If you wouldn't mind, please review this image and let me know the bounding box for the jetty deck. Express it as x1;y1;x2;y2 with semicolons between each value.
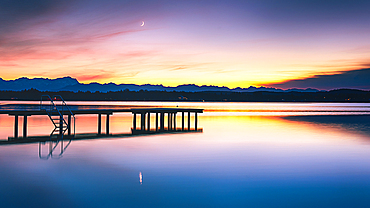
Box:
0;107;203;140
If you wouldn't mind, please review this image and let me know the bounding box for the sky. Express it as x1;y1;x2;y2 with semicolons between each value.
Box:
1;0;370;89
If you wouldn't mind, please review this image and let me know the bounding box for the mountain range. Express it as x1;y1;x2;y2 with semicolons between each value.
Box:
0;77;323;93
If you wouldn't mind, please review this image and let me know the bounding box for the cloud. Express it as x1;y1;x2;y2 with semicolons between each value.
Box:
266;68;370;90
43;69;118;83
0;0;72;35
77;74;116;82
0;0;158;63
168;63;210;71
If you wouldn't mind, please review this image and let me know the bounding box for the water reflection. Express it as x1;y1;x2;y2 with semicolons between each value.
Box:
139;172;143;185
1;102;370;207
39;140;72;160
282;115;370;137
0;113;370;207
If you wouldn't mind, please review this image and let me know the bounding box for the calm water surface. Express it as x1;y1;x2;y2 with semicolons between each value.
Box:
0;102;370;207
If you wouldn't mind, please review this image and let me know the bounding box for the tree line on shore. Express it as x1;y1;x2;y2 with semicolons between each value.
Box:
0;88;369;102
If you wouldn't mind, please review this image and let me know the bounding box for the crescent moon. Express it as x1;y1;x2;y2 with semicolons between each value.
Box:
141;21;145;27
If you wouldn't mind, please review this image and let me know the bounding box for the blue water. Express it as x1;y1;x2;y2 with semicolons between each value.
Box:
0;102;370;207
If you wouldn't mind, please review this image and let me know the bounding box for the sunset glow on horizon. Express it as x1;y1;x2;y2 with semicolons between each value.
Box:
1;0;370;89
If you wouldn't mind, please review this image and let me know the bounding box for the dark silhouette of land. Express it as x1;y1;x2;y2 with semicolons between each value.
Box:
0;76;319;92
0;88;370;102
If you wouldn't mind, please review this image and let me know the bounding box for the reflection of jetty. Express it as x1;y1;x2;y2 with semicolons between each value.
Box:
39;139;72;160
0;131;203;145
0;107;203;142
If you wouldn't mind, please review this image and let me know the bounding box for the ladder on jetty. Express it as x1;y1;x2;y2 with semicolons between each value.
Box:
40;95;75;139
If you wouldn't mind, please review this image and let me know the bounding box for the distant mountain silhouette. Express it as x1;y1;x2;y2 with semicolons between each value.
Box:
0;77;79;91
0;76;322;93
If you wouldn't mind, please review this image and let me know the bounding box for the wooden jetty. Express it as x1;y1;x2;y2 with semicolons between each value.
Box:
131;108;202;134
0;107;203;140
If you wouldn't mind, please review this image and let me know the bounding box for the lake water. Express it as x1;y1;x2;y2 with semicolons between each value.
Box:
0;102;370;207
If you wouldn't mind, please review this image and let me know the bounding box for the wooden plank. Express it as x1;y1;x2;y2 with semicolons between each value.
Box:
1;108;203;116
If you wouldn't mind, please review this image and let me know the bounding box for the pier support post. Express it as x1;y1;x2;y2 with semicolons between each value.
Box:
147;112;150;131
188;112;191;131
133;113;137;131
59;115;63;136
98;114;102;135
195;112;198;131
182;112;184;131
168;113;171;131
156;113;159;131
23;115;28;138
141;113;145;131
160;112;165;131
68;114;71;135
173;113;176;131
14;115;18;138
106;114;110;135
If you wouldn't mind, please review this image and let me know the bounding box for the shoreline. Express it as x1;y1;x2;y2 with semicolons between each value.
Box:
1;89;369;102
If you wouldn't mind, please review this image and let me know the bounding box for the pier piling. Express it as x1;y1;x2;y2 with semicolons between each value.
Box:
133;113;137;131
14;115;18;138
141;113;145;131
160;112;165;131
156;113;159;131
98;114;102;135
23;115;28;138
174;113;177;130
68;115;71;135
147;112;151;131
195;112;198;130
59;116;63;136
182;112;184;131
188;112;191;130
106;114;110;135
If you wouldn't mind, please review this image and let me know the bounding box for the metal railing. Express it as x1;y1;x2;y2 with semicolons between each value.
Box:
40;95;75;137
